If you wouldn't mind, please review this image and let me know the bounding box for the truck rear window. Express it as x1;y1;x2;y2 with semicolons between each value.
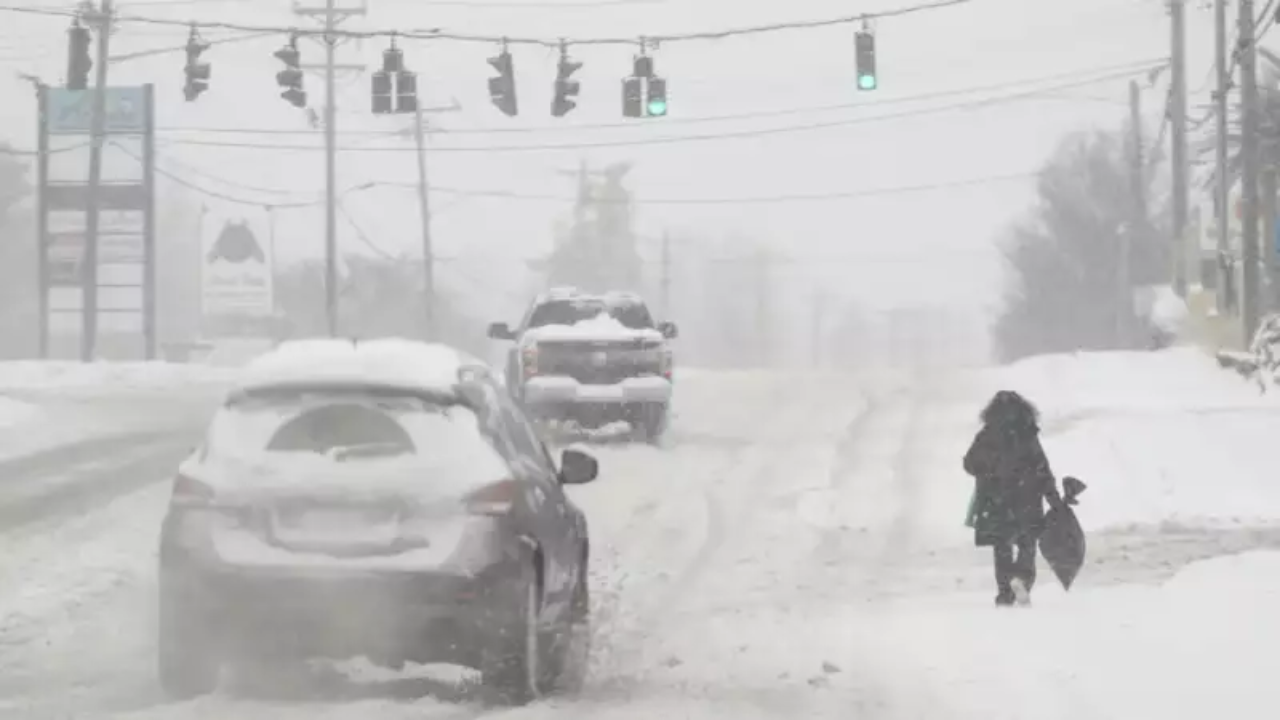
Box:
528;299;654;329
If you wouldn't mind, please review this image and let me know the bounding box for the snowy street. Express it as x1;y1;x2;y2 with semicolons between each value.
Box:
2;353;1279;719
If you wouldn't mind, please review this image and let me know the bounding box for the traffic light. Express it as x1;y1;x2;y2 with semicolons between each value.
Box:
371;70;392;114
551;51;582;117
274;36;306;108
66;20;91;91
183;27;211;102
855;31;877;91
488;48;517;116
633;55;653;79
396;71;418;113
622;76;643;118
646;76;667;116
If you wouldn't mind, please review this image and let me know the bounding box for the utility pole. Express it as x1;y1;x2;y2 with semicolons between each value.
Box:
1170;0;1190;298
660;230;672;319
1123;79;1144;348
1215;0;1233;316
754;247;770;368
1263;166;1277;309
294;0;365;337
811;290;826;369
400;100;458;340
324;2;337;337
1240;0;1262;342
412;106;434;339
81;0;113;361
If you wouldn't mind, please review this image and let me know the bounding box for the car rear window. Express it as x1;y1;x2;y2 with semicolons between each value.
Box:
205;388;491;463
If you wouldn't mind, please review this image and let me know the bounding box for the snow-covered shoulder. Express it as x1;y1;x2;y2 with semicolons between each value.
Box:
523;313;664;343
236;337;489;394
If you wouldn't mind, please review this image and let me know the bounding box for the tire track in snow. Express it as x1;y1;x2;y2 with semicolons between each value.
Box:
0;435;194;534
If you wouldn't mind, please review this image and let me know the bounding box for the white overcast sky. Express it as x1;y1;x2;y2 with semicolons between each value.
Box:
0;0;1261;330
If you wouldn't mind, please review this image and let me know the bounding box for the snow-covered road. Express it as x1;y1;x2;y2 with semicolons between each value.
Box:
2;362;1278;719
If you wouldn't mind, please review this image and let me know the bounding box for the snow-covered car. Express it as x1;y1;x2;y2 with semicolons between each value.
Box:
487;288;678;441
156;338;598;704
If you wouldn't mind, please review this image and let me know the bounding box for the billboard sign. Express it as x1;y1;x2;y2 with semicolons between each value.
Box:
202;219;273;317
46;87;147;135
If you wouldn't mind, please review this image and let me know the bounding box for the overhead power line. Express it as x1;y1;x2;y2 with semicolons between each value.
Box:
149;62;1165;154
390;171;1037;204
151;56;1166;138
109;29;275;62
132;141;1038;207
0;0;971;47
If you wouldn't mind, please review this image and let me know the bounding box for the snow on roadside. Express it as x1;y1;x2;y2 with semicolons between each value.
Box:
0;360;239;461
755;549;1280;720
0;395;39;428
0;361;239;396
992;346;1269;414
975;348;1280;529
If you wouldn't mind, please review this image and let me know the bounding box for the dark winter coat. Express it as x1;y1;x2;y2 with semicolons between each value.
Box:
963;399;1061;547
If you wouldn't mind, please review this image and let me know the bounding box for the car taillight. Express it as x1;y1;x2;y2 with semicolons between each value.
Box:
661;349;673;379
522;345;539;378
464;480;522;516
171;473;215;507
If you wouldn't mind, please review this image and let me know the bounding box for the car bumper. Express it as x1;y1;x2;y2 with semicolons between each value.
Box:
165;562;521;666
522;375;672;405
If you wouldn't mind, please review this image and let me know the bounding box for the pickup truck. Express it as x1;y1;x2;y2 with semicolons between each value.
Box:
488;288;678;442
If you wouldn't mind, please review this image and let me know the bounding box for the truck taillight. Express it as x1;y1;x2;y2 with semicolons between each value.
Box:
522;345;539;378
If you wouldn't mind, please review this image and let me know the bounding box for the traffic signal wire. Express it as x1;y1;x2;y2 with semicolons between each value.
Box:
336;201;399;261
0;0;971;48
150;62;1167;154
151;56;1167;139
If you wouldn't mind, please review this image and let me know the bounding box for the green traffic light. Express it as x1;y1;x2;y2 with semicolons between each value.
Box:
647;99;667;116
858;74;877;90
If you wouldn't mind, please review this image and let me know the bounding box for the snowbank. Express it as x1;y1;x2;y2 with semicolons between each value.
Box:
784;550;1280;720
992;347;1265;413
0;361;239;395
0;396;39;429
982;348;1280;529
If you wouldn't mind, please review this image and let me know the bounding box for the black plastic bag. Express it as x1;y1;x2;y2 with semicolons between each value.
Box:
1040;476;1087;591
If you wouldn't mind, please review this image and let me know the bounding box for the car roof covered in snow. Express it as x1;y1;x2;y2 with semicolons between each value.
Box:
533;287;647;306
232;338;490;397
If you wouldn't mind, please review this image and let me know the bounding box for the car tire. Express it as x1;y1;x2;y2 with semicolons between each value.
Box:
548;570;591;694
157;575;220;699
635;403;668;444
480;563;545;705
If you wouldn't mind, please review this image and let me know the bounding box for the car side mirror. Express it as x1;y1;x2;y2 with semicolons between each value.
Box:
559;448;598;485
658;321;678;339
488;322;515;340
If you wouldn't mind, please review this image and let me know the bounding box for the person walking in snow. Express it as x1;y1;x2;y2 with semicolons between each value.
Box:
963;390;1064;607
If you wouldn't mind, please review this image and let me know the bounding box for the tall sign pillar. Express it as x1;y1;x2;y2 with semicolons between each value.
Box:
37;84;156;360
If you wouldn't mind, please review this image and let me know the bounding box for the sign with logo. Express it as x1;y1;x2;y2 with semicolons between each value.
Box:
46;87;147;135
202;219;273;317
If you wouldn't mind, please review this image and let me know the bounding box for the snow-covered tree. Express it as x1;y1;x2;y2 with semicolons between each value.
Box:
993;129;1170;362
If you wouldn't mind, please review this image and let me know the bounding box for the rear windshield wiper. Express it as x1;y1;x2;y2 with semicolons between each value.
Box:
325;442;411;462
